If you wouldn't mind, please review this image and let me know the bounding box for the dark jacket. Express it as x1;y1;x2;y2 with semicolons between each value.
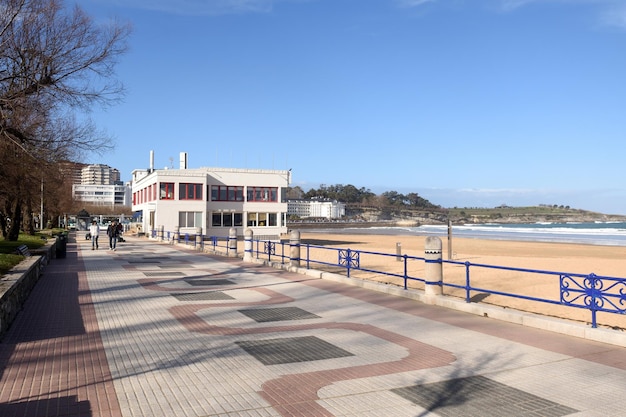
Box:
107;223;120;238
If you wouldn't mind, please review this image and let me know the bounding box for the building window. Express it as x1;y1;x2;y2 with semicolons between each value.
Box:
246;212;279;227
160;182;175;200
179;211;203;228
180;183;203;200
211;185;244;201
247;187;277;202
211;212;244;227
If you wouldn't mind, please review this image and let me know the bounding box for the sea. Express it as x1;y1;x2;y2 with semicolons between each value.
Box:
303;222;626;247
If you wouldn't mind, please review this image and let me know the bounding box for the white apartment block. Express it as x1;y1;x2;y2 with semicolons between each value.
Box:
72;183;131;206
287;199;345;219
81;163;120;185
131;152;291;239
71;163;131;207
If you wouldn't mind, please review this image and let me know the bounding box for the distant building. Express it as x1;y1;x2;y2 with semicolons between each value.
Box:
287;199;345;220
59;161;87;185
131;151;291;239
71;163;131;207
73;183;131;206
81;163;121;185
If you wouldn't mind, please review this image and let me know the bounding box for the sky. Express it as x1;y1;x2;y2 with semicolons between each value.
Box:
79;0;626;214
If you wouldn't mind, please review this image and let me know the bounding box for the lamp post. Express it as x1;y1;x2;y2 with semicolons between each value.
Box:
40;177;44;229
447;217;452;260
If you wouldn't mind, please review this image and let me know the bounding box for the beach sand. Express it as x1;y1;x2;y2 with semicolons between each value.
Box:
296;231;626;330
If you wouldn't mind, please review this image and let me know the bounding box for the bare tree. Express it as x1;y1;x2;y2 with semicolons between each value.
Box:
0;0;131;239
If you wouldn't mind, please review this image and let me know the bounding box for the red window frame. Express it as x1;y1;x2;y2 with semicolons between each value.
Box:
180;183;203;200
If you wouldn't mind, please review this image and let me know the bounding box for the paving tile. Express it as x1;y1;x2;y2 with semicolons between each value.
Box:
1;234;626;417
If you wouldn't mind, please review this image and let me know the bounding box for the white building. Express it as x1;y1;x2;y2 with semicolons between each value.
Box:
71;164;131;207
73;183;131;206
81;164;120;185
131;152;291;239
287;199;345;219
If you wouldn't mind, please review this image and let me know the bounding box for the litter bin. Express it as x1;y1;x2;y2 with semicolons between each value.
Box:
56;233;67;258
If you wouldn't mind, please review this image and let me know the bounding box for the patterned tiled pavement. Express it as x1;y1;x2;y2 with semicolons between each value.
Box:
1;233;626;416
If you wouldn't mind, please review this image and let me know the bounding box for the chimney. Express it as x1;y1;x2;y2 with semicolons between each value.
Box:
179;152;188;169
150;150;154;172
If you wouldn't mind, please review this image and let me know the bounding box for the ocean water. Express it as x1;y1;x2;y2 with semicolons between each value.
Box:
304;222;626;247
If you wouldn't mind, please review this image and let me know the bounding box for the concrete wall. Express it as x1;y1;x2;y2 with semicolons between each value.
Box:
0;239;56;340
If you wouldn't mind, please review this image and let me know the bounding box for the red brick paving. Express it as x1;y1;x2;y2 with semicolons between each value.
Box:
0;240;121;417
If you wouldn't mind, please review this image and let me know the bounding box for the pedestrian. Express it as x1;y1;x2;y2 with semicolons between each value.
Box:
89;220;100;250
107;220;120;251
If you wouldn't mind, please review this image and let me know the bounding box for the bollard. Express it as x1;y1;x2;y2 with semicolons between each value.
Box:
396;242;402;261
195;227;202;248
173;226;180;243
243;229;253;262
228;227;238;257
159;225;165;241
424;236;443;296
289;230;301;268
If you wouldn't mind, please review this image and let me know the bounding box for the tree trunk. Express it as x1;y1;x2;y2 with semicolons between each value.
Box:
24;197;35;235
7;199;22;241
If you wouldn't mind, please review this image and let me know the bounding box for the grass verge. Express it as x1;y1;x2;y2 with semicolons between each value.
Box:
0;230;64;277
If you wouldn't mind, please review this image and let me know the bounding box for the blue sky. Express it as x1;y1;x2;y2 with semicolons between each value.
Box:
80;0;626;214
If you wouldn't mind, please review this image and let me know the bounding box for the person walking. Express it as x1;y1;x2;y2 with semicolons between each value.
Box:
89;221;100;250
107;220;120;251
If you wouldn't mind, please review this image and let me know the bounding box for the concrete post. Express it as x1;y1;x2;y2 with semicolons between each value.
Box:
425;236;443;296
195;227;202;248
158;225;164;241
396;242;402;261
173;226;180;243
289;230;301;268
228;227;238;257
243;229;253;262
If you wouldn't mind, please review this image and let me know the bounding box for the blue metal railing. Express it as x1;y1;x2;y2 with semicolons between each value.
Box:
148;230;626;328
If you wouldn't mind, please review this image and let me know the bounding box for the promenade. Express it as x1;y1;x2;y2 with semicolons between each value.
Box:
1;234;625;417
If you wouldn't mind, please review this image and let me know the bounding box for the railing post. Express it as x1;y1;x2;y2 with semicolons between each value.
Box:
425;236;443;297
228;227;238;257
195;227;202;249
243;229;253;262
290;230;301;268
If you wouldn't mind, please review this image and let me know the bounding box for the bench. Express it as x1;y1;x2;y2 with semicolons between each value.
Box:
15;245;31;256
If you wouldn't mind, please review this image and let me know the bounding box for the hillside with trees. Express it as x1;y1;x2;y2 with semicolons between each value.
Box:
285;185;626;225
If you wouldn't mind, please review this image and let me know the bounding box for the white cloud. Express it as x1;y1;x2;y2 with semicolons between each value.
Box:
95;0;302;15
395;0;437;7
498;0;542;11
598;3;626;29
494;0;626;30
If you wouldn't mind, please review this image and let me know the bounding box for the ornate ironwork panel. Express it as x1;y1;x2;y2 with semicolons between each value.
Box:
338;249;360;269
560;273;626;314
264;241;276;255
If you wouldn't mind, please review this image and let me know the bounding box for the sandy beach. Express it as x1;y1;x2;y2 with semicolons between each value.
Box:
295;231;626;330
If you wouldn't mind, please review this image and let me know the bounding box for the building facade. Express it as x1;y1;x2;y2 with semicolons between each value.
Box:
81;164;121;185
287;199;345;219
71;164;131;207
131;160;291;239
72;183;131;206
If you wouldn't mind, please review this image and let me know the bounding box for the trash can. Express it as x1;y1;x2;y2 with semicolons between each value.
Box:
56;233;67;258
